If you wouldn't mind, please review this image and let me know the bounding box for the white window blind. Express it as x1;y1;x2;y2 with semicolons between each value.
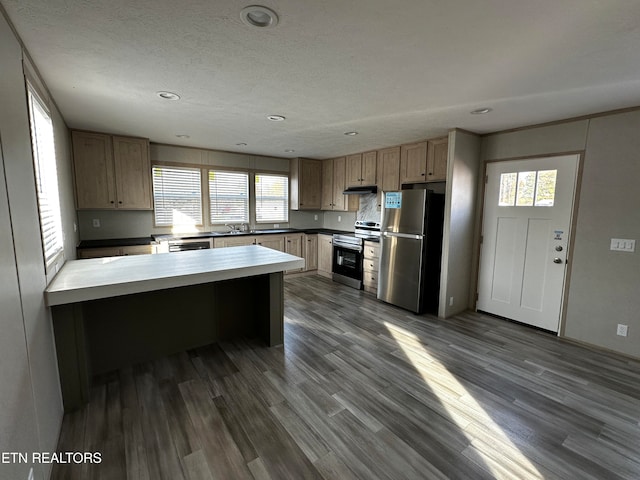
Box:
152;165;202;226
209;170;249;224
27;88;64;269
255;173;289;223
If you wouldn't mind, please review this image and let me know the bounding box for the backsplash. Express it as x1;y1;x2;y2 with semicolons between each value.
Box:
357;193;380;223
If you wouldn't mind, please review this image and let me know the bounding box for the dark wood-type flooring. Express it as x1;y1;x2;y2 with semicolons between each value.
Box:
52;275;640;479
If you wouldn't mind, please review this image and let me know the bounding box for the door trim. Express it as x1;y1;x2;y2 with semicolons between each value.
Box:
474;151;585;336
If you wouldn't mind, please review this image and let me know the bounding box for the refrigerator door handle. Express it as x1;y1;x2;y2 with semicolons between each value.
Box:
382;231;423;240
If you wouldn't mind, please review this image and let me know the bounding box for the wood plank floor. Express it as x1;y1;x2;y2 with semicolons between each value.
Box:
52;275;640;479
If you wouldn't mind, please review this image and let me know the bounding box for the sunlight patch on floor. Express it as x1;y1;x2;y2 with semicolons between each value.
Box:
385;321;544;479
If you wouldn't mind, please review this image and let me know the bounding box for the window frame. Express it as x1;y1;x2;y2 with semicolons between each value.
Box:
208;168;250;225
254;172;289;224
151;163;204;227
26;83;65;274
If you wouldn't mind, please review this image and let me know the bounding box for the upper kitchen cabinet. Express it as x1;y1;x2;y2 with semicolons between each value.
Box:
376;146;401;207
290;158;322;210
399;138;448;184
72;130;152;210
321;157;358;211
346;151;377;187
400;141;428;184
426;137;449;182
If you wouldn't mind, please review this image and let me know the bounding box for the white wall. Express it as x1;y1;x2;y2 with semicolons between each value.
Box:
481;114;640;358
0;8;77;480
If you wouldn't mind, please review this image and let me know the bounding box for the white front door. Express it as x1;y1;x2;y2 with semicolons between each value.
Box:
477;154;579;332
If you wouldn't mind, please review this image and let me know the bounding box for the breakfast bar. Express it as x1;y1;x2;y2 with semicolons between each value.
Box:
45;245;304;411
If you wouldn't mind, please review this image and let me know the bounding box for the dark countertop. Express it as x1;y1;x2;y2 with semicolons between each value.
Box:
77;229;355;249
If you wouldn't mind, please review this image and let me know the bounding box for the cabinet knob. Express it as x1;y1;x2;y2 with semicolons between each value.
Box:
421;173;426;176
118;201;123;204
110;200;115;204
428;172;433;176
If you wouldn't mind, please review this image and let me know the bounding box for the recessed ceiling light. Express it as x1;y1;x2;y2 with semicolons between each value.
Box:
176;134;190;139
344;131;358;136
236;142;248;146
285;149;295;153
470;107;492;115
240;5;279;28
157;91;181;100
267;114;286;121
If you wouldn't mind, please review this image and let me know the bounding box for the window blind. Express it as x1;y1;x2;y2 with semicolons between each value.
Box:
209;170;249;224
255;173;289;223
27;88;64;269
152;166;202;226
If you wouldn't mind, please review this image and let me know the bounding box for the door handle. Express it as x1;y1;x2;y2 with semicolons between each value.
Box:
553;258;563;264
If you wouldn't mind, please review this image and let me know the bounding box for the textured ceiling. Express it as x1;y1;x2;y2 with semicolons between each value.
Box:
2;0;640;159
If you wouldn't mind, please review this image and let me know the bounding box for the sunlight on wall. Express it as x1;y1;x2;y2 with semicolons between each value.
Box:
384;321;544;479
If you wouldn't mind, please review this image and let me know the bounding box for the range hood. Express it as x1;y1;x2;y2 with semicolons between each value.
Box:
343;185;377;195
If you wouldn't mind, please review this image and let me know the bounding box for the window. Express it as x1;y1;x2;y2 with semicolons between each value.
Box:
499;169;557;207
209;170;249;224
27;87;64;270
152;165;202;226
255;173;289;223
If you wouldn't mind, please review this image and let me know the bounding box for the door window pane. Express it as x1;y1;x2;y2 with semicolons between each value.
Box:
534;170;557;206
516;171;536;206
499;172;517;206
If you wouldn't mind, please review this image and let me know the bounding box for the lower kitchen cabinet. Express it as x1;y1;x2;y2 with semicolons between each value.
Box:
363;240;380;294
317;234;333;278
304;234;318;271
285;233;304;273
255;235;286;252
213;236;257;248
77;244;154;259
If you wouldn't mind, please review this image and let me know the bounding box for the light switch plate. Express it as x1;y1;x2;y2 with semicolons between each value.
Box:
610;238;635;252
617;324;628;336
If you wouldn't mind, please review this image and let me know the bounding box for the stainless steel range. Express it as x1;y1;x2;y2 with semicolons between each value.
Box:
332;221;380;289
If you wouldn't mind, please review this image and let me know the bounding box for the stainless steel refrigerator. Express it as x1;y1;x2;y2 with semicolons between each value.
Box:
377;189;445;314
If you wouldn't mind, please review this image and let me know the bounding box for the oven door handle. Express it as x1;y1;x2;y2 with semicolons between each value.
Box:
333;241;363;253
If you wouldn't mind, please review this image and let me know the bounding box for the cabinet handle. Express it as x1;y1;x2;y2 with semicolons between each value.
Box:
421;173;425;176
110;200;115;204
118;201;123;204
428;172;433;176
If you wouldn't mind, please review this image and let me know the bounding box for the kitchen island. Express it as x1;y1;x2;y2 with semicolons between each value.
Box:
45;245;304;411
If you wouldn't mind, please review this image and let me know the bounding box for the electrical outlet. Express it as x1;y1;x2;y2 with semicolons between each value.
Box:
338;215;342;222
92;218;100;228
617;324;628;337
273;224;279;228
449;296;454;306
314;214;318;221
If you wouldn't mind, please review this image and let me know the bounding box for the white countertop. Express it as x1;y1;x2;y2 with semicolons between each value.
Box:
45;245;305;306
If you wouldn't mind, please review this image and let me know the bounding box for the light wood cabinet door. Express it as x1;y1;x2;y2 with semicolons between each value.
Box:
285;233;304;273
362;150;378;186
112;136;152;209
120;245;154;256
345;153;363;188
72;130;152;210
377;146;401;208
255;234;285;252
332;156;348;210
304;234;318;271
400;141;428;184
426;137;448;181
363;240;380;293
72;131;116;209
213;236;256;247
321;159;334;210
317;234;333;276
290;158;322;210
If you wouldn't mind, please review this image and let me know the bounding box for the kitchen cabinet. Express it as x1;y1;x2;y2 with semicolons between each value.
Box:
317;234;333;278
426;137;448;181
346;151;377;187
255;234;286;252
290;158;322;210
363;240;380;294
303;234;318;271
213;236;257;248
72;130;152;210
400;141;428;184
285;233;304;273
321;157;358;211
376;146;401;207
77;244;154;259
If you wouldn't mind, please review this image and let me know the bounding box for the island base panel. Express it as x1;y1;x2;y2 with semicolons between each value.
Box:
52;272;284;411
